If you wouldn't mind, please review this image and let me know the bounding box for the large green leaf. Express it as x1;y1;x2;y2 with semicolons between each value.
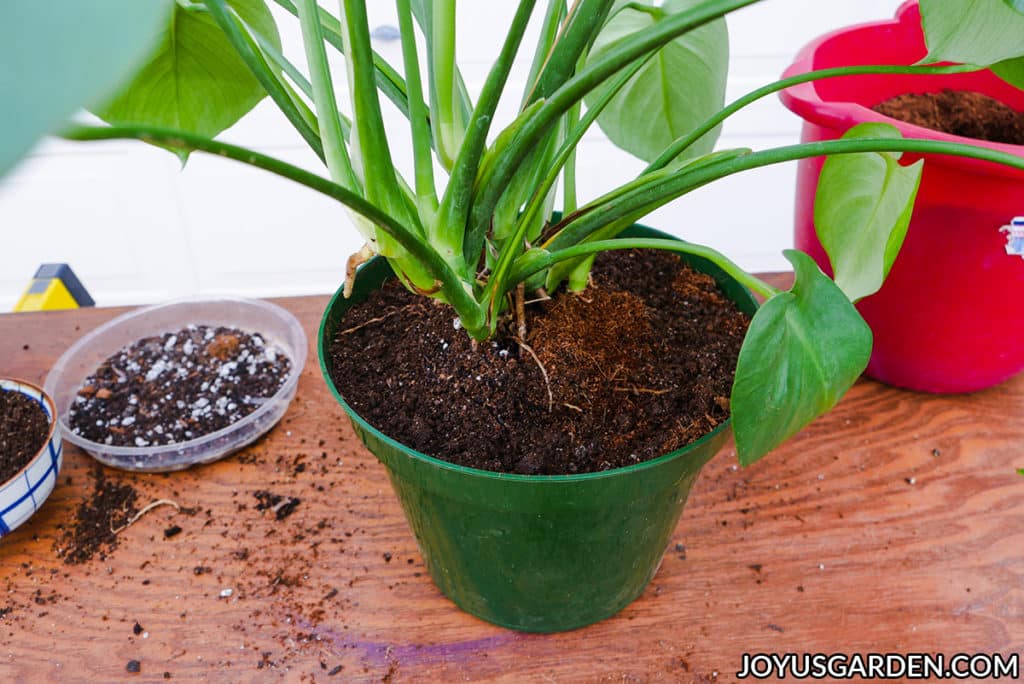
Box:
814;123;922;303
584;0;728;163
96;0;280;139
920;0;1024;67
0;2;170;176
993;57;1024;89
732;250;872;466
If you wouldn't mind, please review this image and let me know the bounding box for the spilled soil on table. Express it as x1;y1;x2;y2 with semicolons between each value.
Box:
56;464;139;564
873;89;1024;145
329;249;750;475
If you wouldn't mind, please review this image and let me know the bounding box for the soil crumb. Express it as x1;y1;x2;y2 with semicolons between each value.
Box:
873;89;1024;145
57;465;139;564
254;491;301;521
330;250;750;475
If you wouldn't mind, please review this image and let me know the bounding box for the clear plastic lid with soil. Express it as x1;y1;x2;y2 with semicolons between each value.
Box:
45;298;307;472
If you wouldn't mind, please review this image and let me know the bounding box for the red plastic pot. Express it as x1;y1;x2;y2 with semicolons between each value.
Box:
780;1;1024;393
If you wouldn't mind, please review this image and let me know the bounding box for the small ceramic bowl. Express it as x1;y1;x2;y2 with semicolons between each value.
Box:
0;378;62;538
44;297;307;472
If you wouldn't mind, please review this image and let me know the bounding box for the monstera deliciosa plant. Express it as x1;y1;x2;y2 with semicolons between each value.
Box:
6;0;1024;465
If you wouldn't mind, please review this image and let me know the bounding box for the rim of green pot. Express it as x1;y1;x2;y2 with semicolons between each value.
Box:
318;226;758;484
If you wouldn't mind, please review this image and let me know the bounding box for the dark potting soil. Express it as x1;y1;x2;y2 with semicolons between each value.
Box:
68;325;291;448
873;89;1024;145
0;388;50;483
253;490;302;521
329;250;750;475
57;464;139;564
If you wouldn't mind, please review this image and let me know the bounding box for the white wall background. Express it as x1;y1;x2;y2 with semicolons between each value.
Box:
0;1;903;310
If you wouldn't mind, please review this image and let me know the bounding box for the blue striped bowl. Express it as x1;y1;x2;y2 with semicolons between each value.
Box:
0;379;62;538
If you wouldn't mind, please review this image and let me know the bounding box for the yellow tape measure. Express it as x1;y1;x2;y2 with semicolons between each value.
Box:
14;264;94;312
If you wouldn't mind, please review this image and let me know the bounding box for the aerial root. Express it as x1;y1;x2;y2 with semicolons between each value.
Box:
337;305;415;336
514;337;553;412
111;499;181;535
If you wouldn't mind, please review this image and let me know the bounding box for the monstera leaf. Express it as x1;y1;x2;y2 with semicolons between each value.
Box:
920;0;1024;88
585;0;728;163
732;251;872;465
0;2;170;176
96;0;280;140
814;124;923;303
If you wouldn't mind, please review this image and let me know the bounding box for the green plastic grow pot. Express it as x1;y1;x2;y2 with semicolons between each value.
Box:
318;225;758;632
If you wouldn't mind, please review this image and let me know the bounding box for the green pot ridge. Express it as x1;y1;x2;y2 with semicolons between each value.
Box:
318;224;758;632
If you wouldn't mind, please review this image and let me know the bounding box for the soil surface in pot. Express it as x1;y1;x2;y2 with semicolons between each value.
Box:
0;389;49;483
329;250;750;475
873;89;1024;145
69;325;291;448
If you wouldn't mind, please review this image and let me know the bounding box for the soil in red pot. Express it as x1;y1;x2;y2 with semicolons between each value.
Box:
0;389;50;483
873;89;1024;145
329;249;750;475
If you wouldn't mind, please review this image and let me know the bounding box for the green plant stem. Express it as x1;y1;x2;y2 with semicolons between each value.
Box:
297;0;360;191
340;0;416;228
466;0;761;260
525;0;614;104
540;153;748;291
396;0;438;223
509;237;779;299
247;30;321;131
436;0;537;266
249;27;352;139
251;28;311;95
521;0;568;109
563;103;580;215
270;0;411;119
252;14;418;214
484;56;650;311
552;137;1024;250
203;0;325;161
520;55;649;238
615;2;664;19
430;0;462;168
409;1;475;131
546;148;748;243
218;3;323;135
645;63;986;173
61;124;484;334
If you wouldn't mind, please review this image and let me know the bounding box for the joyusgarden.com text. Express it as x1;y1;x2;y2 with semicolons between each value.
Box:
737;652;1019;680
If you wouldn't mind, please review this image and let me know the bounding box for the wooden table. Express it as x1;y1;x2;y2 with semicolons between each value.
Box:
2;279;1022;682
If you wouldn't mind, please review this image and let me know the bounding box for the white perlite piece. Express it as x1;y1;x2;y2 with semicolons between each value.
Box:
144;359;167;382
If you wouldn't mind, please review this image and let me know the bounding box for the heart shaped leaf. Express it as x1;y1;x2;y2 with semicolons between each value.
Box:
732;250;872;466
96;0;280;140
814;123;922;303
585;0;728;163
0;2;170;176
920;0;1024;67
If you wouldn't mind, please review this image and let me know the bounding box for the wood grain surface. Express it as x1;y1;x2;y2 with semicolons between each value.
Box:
1;278;1022;683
